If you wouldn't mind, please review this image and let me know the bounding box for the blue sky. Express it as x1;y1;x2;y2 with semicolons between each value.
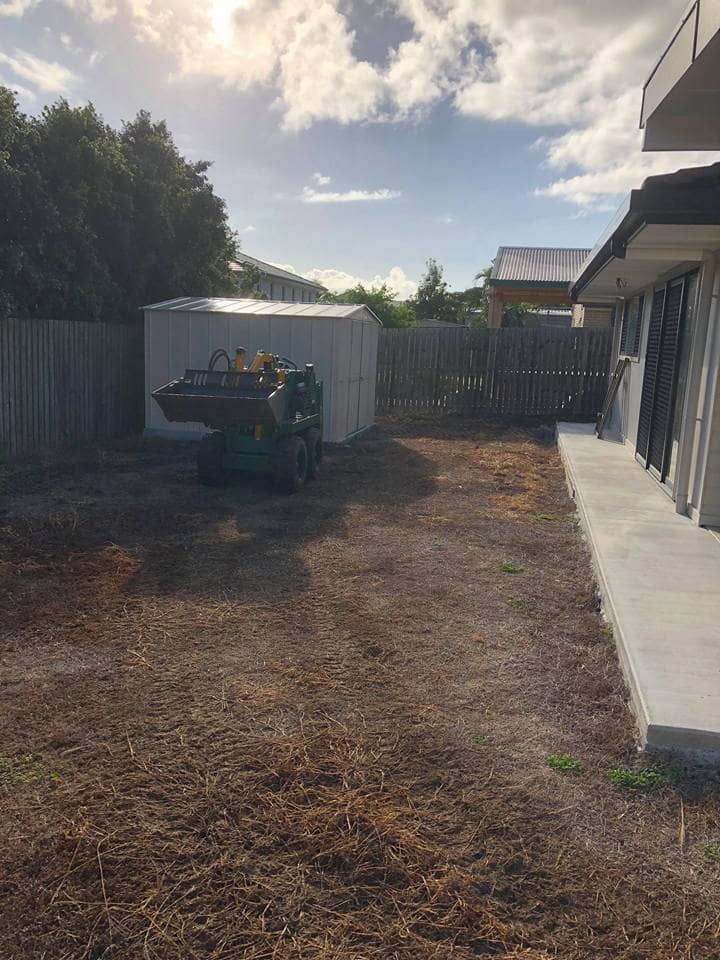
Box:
0;0;708;297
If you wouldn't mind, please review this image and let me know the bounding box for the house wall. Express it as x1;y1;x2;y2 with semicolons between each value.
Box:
608;252;720;525
261;278;319;303
699;374;720;525
689;255;720;525
144;308;377;444
572;304;614;329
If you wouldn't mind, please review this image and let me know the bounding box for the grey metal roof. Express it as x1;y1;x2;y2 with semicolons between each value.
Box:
142;296;381;324
231;253;325;290
490;246;592;286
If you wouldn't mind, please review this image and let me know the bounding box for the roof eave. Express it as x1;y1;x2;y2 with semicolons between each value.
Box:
571;167;720;300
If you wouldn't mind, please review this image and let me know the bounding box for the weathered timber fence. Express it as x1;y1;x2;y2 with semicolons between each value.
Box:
0;317;144;456
376;326;612;418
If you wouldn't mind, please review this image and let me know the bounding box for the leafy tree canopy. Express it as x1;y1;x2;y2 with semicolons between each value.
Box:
320;282;416;328
233;262;267;299
411;258;456;324
0;90;239;322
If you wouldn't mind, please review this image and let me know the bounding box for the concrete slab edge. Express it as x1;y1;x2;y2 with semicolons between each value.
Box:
556;425;651;751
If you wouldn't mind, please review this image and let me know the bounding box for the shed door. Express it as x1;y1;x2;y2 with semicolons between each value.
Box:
636;273;694;485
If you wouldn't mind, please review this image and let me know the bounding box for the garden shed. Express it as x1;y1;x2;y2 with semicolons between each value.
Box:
143;297;381;444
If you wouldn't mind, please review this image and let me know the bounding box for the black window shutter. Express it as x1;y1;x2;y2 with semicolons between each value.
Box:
636;288;665;461
632;295;644;356
647;281;683;474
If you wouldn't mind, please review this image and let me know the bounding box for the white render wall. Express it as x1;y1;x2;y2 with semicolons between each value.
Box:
144;306;379;443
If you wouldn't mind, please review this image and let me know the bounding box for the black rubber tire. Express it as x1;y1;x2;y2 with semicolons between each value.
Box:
272;436;308;493
197;431;231;486
304;428;323;480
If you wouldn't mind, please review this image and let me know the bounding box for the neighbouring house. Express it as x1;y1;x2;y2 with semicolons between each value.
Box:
231;253;325;303
559;1;720;756
487;246;613;328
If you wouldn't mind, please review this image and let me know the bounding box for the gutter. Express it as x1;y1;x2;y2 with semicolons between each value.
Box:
571;163;720;301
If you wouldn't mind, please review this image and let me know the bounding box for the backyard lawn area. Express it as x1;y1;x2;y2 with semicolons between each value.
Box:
1;417;720;959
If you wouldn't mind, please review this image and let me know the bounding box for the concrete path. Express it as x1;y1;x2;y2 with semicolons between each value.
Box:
557;422;720;755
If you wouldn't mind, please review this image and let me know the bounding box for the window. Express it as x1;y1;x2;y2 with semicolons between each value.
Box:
620;294;644;358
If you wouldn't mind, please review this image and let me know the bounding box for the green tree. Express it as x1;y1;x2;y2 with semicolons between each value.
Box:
501;303;534;328
233;262;266;298
462;267;492;327
320;282;416;328
0;88;44;319
120;110;238;310
30;99;133;322
0;90;239;322
411;258;458;323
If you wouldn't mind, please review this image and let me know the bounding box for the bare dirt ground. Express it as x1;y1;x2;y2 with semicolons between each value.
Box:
1;416;720;960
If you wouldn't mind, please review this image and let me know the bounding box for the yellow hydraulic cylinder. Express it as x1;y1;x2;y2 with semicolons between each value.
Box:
248;351;274;373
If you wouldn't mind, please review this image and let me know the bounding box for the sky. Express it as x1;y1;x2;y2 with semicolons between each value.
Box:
0;0;714;297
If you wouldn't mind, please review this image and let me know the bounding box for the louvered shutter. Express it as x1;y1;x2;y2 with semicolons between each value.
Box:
636;288;665;462
647;281;683;474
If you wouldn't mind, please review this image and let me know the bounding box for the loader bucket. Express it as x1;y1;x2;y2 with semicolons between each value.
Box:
152;369;287;428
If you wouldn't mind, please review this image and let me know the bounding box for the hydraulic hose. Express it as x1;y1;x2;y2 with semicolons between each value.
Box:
208;348;232;371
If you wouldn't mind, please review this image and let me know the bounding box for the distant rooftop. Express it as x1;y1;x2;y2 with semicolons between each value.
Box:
231;253;324;290
490;246;591;287
142;297;380;324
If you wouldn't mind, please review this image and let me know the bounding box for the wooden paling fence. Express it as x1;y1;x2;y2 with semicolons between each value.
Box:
0;317;144;456
376;326;612;419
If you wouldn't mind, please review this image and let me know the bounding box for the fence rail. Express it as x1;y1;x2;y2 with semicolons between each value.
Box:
376;326;612;419
1;317;144;456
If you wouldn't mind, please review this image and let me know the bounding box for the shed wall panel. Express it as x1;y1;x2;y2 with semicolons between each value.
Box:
145;307;377;443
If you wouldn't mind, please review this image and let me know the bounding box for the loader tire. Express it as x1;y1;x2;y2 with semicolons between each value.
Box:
273;436;308;493
198;431;231;486
304;428;323;479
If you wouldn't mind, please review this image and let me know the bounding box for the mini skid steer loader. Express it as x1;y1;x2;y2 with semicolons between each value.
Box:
152;347;323;492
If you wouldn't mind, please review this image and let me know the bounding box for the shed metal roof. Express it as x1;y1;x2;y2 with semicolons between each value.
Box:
142;296;381;324
490;246;591;286
231;253;325;290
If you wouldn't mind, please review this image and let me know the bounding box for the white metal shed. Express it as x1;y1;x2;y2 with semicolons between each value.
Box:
143;297;381;443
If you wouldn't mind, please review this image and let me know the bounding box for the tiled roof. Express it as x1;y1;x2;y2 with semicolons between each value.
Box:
231;253;325;290
490;246;591;285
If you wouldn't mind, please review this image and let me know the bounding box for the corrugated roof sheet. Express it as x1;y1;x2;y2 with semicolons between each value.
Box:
231;253;325;289
490;246;591;284
142;297;380;323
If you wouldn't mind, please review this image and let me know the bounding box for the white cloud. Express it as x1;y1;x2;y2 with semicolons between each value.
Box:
0;0;36;15
239;224;256;233
62;0;118;23
304;264;417;299
28;0;717;210
0;50;79;93
301;185;401;203
132;0;387;129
